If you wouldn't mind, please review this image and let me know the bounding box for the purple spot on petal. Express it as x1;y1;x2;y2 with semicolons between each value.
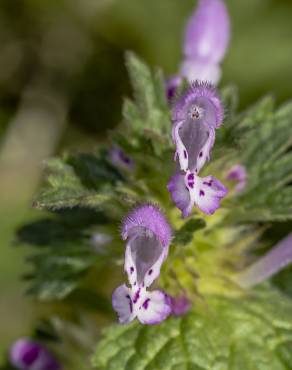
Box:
130;267;134;274
126;294;133;313
188;181;194;189
148;269;153;275
203;181;212;187
183;150;187;159
188;173;194;180
133;289;140;304
199;152;203;158
199;190;205;196
142;298;151;310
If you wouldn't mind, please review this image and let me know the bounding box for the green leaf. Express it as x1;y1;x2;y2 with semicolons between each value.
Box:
92;288;292;370
123;52;171;139
17;208;116;301
225;100;292;223
125;51;156;120
33;153;121;210
174;218;206;246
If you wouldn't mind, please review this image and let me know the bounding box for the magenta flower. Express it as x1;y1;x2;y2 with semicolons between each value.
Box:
172;82;223;174
10;338;60;370
168;172;227;218
112;204;172;325
181;0;230;84
108;145;135;172
226;164;247;192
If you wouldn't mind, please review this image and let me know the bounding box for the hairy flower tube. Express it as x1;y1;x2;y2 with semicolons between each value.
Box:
112;204;172;325
10;338;60;370
181;0;230;84
236;234;292;289
108;145;135;172
226;164;247;192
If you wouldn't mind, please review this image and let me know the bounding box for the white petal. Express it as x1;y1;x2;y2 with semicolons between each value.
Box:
172;120;189;172
191;175;227;215
137;290;171;325
143;246;169;288
112;284;136;324
124;242;138;286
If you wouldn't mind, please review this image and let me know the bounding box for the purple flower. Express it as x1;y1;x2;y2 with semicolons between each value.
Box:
172;82;223;173
226;164;247;192
165;76;182;101
108;145;135;172
112;204;172;325
237;234;292;289
10;338;60;370
181;0;230;84
167;171;227;218
169;295;191;316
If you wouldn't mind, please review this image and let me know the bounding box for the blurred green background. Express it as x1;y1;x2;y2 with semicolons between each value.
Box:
0;0;292;361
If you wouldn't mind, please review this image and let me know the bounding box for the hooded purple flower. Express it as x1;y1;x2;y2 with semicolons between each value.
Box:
168;171;227;218
108;145;135;172
10;338;60;370
172;81;223;174
112;204;172;325
226;164;247;192
181;0;230;84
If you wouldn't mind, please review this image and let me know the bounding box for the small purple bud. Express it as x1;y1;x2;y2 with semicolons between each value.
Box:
170;295;191;316
237;234;292;289
108;145;135;172
226;164;247;192
10;338;60;370
165;76;182;101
